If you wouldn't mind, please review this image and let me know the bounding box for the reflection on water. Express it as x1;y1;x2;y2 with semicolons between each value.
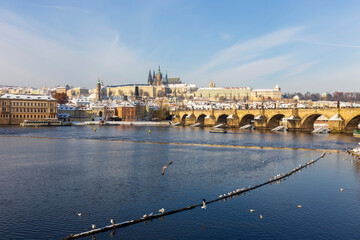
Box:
0;126;359;239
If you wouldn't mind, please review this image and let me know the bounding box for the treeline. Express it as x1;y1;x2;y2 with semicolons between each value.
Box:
283;92;360;101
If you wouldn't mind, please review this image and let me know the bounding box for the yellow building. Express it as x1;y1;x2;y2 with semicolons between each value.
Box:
0;94;57;125
66;87;89;97
250;85;282;101
195;87;251;101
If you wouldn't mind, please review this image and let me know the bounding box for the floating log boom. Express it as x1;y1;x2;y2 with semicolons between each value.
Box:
64;152;326;239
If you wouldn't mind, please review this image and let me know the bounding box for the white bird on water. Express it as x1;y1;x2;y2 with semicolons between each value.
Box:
260;215;263;219
110;219;115;225
250;209;255;213
297;205;302;208
201;199;207;209
143;214;147;218
340;188;344;191
159;208;165;214
219;195;223;198
92;224;96;230
77;213;82;217
148;212;153;217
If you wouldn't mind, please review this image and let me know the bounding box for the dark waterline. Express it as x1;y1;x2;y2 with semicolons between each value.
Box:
0;126;359;239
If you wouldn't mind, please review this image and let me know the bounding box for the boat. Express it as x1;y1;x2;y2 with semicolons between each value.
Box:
210;128;227;133
20;119;64;127
354;128;360;138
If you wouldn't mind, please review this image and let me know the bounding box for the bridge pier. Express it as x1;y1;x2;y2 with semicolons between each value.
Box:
184;114;196;126
287;116;302;132
254;115;268;130
227;114;240;128
172;115;181;124
204;115;216;127
328;113;345;133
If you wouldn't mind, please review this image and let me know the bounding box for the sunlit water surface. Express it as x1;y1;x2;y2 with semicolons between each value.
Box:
0;126;359;240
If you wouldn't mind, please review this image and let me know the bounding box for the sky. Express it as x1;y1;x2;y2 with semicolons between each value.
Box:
0;0;360;92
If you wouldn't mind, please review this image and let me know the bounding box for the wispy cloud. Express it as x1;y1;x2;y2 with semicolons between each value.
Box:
0;10;150;87
299;40;360;49
220;33;232;40
283;61;317;78
28;4;91;15
185;27;304;87
281;62;360;92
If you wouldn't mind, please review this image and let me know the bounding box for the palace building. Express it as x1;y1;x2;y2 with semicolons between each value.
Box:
0;94;58;125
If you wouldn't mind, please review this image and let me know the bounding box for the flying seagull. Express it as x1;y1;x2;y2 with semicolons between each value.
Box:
162;162;173;175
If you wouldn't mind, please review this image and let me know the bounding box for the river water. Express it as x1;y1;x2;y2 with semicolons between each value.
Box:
0;126;359;240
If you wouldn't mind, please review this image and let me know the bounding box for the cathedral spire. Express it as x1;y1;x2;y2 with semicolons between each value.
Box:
148;69;153;85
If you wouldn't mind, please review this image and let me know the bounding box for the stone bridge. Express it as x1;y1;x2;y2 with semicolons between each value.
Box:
171;105;360;133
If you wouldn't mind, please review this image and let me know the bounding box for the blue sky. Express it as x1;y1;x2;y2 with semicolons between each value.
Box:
0;0;360;92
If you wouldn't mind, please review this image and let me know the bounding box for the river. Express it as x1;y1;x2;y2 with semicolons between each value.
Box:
0;125;359;239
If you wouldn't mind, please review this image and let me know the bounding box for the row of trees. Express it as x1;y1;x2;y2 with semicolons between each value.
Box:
284;92;360;101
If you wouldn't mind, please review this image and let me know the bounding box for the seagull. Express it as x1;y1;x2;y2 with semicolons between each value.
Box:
162;162;173;175
159;208;165;214
148;212;153;217
219;195;223;198
201;199;207;209
340;188;344;191
250;209;255;212
110;219;115;225
92;224;96;229
77;213;82;217
297;205;302;208
142;214;147;218
260;215;263;219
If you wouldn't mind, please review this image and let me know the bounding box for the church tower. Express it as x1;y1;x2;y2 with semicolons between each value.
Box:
96;78;102;101
147;70;153;85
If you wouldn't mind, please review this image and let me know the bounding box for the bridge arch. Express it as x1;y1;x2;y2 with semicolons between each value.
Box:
216;114;228;125
345;114;360;133
239;114;255;127
181;114;188;124
196;114;207;125
267;114;285;129
301;113;330;132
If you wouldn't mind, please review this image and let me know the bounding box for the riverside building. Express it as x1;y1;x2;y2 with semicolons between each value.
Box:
0;94;57;125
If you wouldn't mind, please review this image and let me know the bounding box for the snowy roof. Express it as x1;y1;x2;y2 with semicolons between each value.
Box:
58;105;77;110
0;94;55;100
57;113;71;118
